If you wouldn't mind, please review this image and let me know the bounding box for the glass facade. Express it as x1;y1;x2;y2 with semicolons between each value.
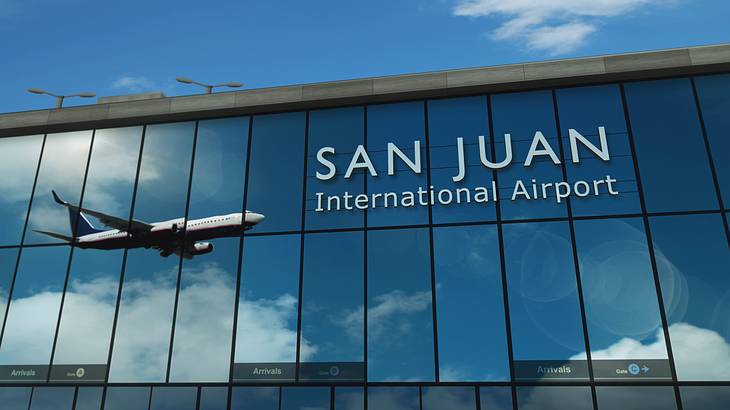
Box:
0;73;728;409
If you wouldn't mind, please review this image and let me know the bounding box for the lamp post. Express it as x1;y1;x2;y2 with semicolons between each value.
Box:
27;89;96;109
176;77;243;94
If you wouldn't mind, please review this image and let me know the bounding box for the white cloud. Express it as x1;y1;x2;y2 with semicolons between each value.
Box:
453;0;671;55
112;76;158;93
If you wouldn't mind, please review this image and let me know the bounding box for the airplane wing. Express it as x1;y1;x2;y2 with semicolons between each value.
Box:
52;190;153;234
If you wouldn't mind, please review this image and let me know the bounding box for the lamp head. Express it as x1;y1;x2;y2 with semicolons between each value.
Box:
176;77;194;84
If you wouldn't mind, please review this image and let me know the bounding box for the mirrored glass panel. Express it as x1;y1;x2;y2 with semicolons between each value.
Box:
0;135;43;246
491;90;566;220
0;246;70;382
595;386;677;410
245;112;306;233
680;386;730;410
367;387;419;410
427;96;496;224
479;387;512;410
503;222;588;381
75;387;102;410
231;387;279;410
422;386;475;410
103;387;150;410
281;387;329;410
433;225;509;381
0;248;18;335
574;218;670;380
516;386;593;410
25;131;92;244
149;387;196;410
556;84;640;216
695;74;730;208
335;387;363;410
624;78;717;212
30;387;75;410
650;214;730;380
306;107;365;229
233;235;300;382
300;231;364;381
367;102;428;227
0;387;32;410
199;386;228;410
367;228;434;381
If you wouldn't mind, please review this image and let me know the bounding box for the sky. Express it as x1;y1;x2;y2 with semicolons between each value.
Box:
0;0;729;113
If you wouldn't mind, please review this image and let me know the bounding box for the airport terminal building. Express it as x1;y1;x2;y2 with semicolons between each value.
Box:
0;44;729;409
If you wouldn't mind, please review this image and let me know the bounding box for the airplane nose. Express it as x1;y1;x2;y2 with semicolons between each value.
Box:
247;212;265;225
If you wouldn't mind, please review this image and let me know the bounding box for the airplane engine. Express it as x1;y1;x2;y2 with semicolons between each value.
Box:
191;242;214;256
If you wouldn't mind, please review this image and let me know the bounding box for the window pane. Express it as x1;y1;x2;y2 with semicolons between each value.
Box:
281;387;329;410
199;387;228;410
233;235;300;382
680;386;730;410
231;387;279;410
0;387;32;410
107;249;178;382
650;214;730;380
335;387;363;410
479;387;512;410
246;112;306;233
306;107;365;229
516;386;592;410
695;74;730;208
149;387;196;410
0;135;42;246
555;84;640;216
0;248;18;336
75;387;102;410
427;96;496;224
367;228;434;381
624;78;717;212
0;246;70;382
367;387;419;410
103;387;150;410
299;231;364;381
30;387;75;410
573;218;670;380
422;386;475;410
491;90;566;220
503;222;588;381
169;239;237;382
595;386;677;410
367;102;428;227
433;225;509;381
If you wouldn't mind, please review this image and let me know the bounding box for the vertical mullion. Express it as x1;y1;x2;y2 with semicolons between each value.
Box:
619;83;683;410
550;90;598;410
165;120;200;382
294;111;310;381
363;105;369;407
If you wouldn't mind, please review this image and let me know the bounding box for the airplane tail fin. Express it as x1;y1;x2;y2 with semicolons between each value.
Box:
51;190;102;237
33;230;74;243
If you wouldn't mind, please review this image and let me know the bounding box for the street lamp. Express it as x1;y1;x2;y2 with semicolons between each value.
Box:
27;88;96;109
176;77;243;94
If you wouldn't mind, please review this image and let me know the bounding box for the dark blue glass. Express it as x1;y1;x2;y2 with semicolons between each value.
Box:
246;112;306;233
335;387;363;410
694;74;730;209
281;387;329;410
231;387;279;410
199;387;228;410
427;96;496;223
367;102;428;227
516;386;593;410
30;387;75;410
300;232;364;380
556;84;641;216
0;248;18;337
596;386;677;410
422;386;476;410
0;387;32;410
367;228;434;381
306;107;365;229
367;387;419;410
25;131;93;244
433;225;509;381
573;218;668;380
0;135;42;246
624;78;717;212
149;387;197;410
103;387;150;410
479;387;512;410
650;214;730;380
491;90;567;220
74;387;103;410
503;222;588;380
681;386;730;409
